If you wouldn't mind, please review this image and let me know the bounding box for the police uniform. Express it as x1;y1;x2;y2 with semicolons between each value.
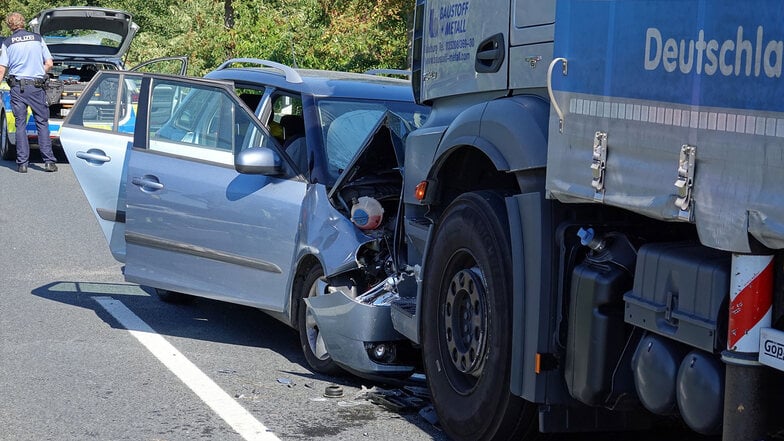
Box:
0;28;57;170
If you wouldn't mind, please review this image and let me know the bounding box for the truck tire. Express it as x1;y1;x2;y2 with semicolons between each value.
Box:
0;111;14;161
423;191;538;441
295;264;343;375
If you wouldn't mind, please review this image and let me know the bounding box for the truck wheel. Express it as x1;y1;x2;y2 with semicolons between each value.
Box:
295;264;343;375
423;191;538;441
0;111;14;161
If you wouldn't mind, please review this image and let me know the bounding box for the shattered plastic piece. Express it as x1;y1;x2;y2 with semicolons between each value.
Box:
235;387;261;401
419;405;440;427
403;385;430;399
276;378;295;387
409;372;426;383
337;400;365;407
324;384;344;398
354;385;375;400
356;275;402;305
367;389;425;413
356;385;389;401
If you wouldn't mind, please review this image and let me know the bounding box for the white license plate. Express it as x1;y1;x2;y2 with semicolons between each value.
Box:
759;327;784;371
60;108;70;117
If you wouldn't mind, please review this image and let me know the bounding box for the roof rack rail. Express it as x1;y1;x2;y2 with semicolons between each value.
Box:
364;69;411;78
215;58;303;84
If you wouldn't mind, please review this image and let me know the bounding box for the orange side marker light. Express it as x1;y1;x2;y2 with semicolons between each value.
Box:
415;180;428;201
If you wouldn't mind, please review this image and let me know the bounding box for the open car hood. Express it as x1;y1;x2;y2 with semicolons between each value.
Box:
29;7;139;61
327;111;407;200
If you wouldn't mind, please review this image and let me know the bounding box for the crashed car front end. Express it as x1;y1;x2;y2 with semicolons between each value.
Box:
306;274;418;378
300;113;421;379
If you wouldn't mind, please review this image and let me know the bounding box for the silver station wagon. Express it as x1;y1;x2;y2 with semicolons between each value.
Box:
61;59;430;378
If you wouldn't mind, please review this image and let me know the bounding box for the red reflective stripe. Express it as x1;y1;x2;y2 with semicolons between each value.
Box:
728;261;774;350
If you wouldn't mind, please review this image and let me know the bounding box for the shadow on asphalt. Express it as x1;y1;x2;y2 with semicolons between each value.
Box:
31;280;724;441
31;280;310;370
30;279;445;438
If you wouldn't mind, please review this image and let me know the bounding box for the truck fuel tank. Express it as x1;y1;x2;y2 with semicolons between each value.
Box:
565;231;638;407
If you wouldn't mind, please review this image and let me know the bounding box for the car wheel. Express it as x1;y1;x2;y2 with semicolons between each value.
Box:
0;111;15;161
154;288;194;304
422;191;539;441
296;264;343;375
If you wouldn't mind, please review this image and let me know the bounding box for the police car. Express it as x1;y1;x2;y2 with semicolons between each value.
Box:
0;7;186;161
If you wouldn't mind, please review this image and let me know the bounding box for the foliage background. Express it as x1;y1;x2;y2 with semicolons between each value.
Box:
0;0;415;76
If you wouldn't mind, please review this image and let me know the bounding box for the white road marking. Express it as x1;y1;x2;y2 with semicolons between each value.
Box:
93;296;280;441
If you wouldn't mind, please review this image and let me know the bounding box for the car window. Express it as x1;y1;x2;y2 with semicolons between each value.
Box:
267;92;306;171
43;28;123;50
54;61;118;81
236;88;264;114
62;73;140;134
318;99;430;181
148;79;273;165
269;93;304;145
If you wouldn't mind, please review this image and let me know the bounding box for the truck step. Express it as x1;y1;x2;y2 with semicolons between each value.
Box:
391;297;419;344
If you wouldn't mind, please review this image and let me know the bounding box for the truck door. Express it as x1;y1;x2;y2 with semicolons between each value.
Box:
419;0;510;101
509;0;556;90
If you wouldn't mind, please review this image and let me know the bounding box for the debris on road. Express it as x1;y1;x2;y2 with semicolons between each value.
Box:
324;384;344;398
276;377;295;387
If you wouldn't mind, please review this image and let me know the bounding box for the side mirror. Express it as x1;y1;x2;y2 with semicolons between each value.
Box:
235;147;283;175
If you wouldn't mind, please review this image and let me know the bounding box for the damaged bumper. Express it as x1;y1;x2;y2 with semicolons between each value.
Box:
305;285;415;378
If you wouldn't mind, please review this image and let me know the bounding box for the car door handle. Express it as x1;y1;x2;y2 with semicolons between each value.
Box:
75;149;111;164
131;176;164;191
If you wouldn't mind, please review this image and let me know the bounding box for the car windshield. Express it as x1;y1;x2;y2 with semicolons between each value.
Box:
318;98;429;183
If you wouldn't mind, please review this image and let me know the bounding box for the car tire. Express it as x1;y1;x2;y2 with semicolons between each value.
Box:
0;111;15;161
295;264;343;375
422;191;539;441
154;288;194;304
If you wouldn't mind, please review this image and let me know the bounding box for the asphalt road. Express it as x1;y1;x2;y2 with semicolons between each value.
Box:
0;153;711;441
0;153;448;441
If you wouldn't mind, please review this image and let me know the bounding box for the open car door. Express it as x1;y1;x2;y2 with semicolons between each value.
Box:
130;56;188;75
64;71;306;311
60;71;145;262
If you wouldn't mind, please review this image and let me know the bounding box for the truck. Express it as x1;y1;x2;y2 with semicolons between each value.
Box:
56;1;784;439
304;0;784;440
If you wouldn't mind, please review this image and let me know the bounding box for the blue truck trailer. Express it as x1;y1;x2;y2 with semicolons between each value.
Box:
304;1;784;440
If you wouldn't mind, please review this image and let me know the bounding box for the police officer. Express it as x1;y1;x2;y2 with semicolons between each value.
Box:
0;12;57;173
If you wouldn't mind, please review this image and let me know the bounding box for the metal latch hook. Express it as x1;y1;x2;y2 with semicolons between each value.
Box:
547;57;568;132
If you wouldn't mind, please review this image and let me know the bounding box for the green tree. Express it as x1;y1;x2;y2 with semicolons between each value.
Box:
0;0;415;76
